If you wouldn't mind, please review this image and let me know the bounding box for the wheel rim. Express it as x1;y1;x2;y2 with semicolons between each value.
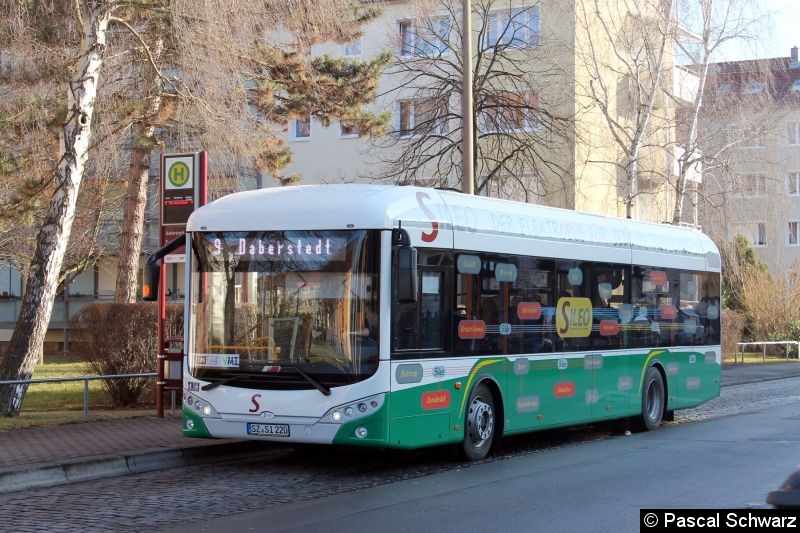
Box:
646;376;663;422
467;396;494;447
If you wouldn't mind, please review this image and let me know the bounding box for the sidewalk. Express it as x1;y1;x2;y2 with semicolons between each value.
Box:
0;415;281;494
1;361;799;495
721;361;800;386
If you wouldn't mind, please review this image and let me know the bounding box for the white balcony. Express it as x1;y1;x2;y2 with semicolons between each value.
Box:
673;65;700;105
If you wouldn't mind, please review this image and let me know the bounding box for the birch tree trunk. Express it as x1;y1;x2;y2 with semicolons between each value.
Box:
115;38;164;304
624;0;674;219
0;1;111;416
671;59;709;225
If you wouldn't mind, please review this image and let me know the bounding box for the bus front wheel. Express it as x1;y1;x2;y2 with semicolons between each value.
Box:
637;366;665;431
462;383;496;461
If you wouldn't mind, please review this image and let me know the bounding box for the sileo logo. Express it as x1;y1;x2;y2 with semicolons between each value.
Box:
556;298;593;338
249;394;262;413
416;192;439;242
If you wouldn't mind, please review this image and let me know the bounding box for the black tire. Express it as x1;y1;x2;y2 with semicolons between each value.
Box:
637;366;665;431
462;383;496;461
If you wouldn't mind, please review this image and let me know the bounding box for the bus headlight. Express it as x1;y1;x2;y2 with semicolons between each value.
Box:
184;392;221;418
355;427;368;439
323;394;384;425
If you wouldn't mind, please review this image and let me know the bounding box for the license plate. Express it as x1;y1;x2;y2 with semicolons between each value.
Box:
247;423;290;437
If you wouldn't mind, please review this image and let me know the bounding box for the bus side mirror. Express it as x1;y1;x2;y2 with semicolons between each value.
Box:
142;264;160;302
397;246;418;303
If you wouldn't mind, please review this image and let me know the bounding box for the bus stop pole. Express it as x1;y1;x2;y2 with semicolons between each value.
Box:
157;255;166;418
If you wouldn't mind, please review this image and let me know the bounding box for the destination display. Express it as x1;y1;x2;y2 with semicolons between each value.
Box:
201;233;347;262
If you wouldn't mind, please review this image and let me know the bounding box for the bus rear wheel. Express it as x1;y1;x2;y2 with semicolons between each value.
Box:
462;383;496;461
636;366;665;431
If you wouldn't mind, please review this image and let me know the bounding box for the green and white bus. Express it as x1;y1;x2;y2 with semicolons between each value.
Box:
178;184;721;460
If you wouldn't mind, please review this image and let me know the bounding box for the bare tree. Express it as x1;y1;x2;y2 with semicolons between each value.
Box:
0;0;113;416
572;0;677;219
667;0;762;224
372;0;575;202
113;34;166;304
111;0;390;302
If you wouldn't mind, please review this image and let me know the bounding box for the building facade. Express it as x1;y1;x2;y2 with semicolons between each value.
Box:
281;0;685;221
700;48;800;275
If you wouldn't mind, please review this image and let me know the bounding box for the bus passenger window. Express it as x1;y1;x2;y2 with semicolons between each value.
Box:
420;271;444;349
392;249;451;353
593;265;627;350
511;257;555;355
555;261;591;352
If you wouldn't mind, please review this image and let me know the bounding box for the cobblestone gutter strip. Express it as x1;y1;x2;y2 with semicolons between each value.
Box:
0;441;289;495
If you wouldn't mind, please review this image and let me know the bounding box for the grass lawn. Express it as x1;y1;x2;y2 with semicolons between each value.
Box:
0;358;159;432
0;409;160;432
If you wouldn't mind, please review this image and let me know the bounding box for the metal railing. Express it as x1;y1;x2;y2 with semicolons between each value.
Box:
0;372;160;422
734;341;800;364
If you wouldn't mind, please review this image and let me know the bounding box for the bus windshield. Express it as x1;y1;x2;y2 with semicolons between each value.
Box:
189;230;380;390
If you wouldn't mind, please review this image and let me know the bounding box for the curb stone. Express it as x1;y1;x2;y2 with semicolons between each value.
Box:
0;441;290;495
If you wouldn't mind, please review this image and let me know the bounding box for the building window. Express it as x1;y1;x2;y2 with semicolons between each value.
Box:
791;79;800;92
398;17;450;57
397;98;448;137
742;124;765;148
486;6;540;49
343;39;362;57
715;81;734;95
735;222;767;247
789;122;800;145
482;91;539;132
788;172;800;196
290;116;311;141
757;223;767;247
788;221;800;246
339;120;359;138
743;81;764;94
736;172;767;197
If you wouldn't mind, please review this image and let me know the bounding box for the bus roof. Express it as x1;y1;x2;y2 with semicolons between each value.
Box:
187;184;720;272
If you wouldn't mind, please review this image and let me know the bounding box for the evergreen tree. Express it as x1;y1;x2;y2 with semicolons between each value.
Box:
0;0;389;415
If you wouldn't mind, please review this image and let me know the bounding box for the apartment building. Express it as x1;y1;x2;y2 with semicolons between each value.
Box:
282;0;687;221
700;48;800;274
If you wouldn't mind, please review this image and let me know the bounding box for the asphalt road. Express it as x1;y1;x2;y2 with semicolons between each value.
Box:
3;376;799;532
175;379;800;533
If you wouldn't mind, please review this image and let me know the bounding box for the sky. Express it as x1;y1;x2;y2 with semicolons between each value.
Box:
714;0;800;61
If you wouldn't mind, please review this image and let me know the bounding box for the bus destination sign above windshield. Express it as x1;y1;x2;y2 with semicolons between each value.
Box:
162;153;202;226
207;235;347;262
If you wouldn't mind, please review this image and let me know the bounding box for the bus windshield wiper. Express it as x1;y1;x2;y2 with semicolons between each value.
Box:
201;373;263;391
281;365;332;396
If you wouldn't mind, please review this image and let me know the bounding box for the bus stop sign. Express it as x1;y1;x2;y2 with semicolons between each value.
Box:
162;153;201;226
